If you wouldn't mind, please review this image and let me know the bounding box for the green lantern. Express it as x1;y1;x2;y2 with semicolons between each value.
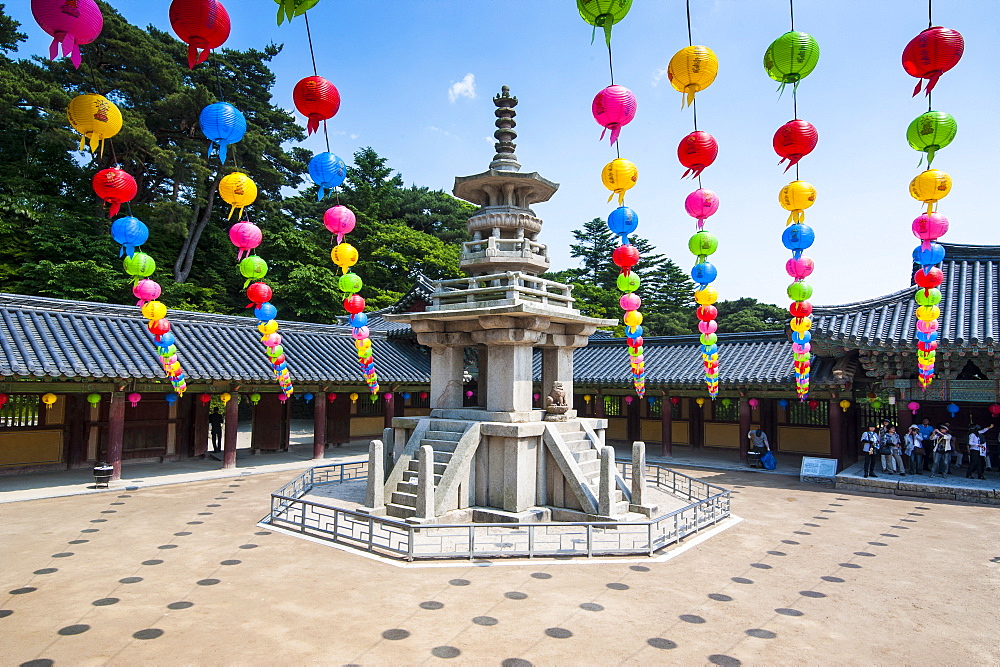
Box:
273;0;320;25
764;32;820;91
86;393;101;407
914;287;942;306
577;0;633;46
787;281;813;301
616;272;640;293
338;272;363;295
688;231;719;257
239;256;269;288
721;397;732;407
123;252;156;278
871;399;883;410
907;111;957;167
250;392;261;404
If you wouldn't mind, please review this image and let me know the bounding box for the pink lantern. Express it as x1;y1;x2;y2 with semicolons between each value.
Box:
229;222;262;260
698;320;718;334
533;393;540;401
785;256;815;280
278;394;288;403
324;205;356;243
916;319;939;333
911;212;949;249
624;396;634;404
619;293;641;311
907;401;920;414
384;393;393;401
127;392;142;407
465;390;474;398
351;327;370;341
31;0;104;69
133;279;161;307
592;84;637;146
684;188;720;224
262;333;282;348
748;398;759;409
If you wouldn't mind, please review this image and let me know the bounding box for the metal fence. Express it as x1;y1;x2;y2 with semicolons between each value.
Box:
265;459;730;562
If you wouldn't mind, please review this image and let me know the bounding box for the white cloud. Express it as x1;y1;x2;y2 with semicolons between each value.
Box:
652;66;669;86
428;126;452;136
448;73;477;103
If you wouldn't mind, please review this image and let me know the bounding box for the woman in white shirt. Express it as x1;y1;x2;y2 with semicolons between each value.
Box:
966;424;993;480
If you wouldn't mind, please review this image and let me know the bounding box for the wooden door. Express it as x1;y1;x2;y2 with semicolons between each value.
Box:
252;397;285;451
326;395;351;445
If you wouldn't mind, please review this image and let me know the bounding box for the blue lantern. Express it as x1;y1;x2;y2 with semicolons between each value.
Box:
781;223;815;251
308;152;347;200
625;325;643;339
778;399;790;408
164;393;178;405
402;392;411;400
348;312;369;328
254;302;278;322
199;102;247;165
947;403;960;416
303;392;314;403
110;216;149;258
607;206;639;240
912;242;946;268
691;261;718;285
157;332;176;348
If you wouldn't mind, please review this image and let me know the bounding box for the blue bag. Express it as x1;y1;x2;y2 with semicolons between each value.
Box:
761;451;777;470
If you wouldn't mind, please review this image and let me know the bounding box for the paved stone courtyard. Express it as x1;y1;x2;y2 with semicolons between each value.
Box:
2;467;998;665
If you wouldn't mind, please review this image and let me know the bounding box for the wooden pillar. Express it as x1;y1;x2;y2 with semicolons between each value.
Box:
107;392;126;480
223;393;239;469
313;392;327;460
738;398;751;464
690;398;703;448
661;394;673;457
596;390;606;418
829;399;843;467
896;401;912;432
762;398;778;451
66;395;88;467
383;392;394;431
193;397;209;457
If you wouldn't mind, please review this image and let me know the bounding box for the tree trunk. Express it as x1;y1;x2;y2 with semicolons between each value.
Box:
173;171;223;283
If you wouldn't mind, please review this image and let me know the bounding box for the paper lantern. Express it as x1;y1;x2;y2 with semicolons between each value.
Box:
92;168;137;218
946;403;959;415
778;181;817;224
684;189;719;227
331;243;359;272
591;85;636;145
326;392;337;402
914;266;944;289
667;45;718;106
989;404;1000;417
111;216;149;259
247;282;272;307
127;392;141;407
278;394;288;403
200;102;246;164
839;399;851;412
764;31;820;87
612;244;640;274
906;111;957;167
349;392;359;403
293;75;341;135
339;273;363;294
141;300;167;321
218;392;231;404
303;393;314;403
123;252;156;278
677;131;717;179
67;94;121;154
169;0;231;69
218;172;257;220
254;302;278;322
773;120;818;173
324;206;356;242
696;397;705;407
344;295;365;314
258;319;279;336
40;392;57;408
309;152;347;200
909;169;951;212
602;158;638;205
199;393;211;404
31;0;103;69
239;255;269;286
577;0;633;46
902;27;964;97
229;222;262;260
748;398;759;409
607;206;639;240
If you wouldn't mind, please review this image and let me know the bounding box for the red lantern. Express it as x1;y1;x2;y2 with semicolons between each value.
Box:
344;295;366;314
419;392;428;400
169;0;231;69
92;168;137;218
914;267;944;289
246;282;272;308
199;393;211;404
789;301;813;318
148;318;172;338
327;392;337;402
670;396;681;405
696;305;718;322
808;399;819;410
293;76;341;135
917;341;938;352
677;130;718;179
772;120;818;173
902;27;964;97
626;336;643;348
989;404;1000;417
612;244;640;274
0;393;8;408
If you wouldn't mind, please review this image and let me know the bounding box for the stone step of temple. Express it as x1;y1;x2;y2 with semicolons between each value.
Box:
424;429;463;442
563;437;591;452
552;421;584;434
385;502;416;519
420;439;459;454
390;491;419;506
429;419;468;433
573;449;598;463
402;472;443;486
577;458;600;477
407;459;448;474
608;500;630;515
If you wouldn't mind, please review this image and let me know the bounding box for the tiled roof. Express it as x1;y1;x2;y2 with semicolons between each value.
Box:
812;243;999;348
0;294;429;384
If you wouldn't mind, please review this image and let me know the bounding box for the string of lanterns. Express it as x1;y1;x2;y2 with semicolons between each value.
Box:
669;1;721;398
902;9;963;390
764;7;820;401
581;0;645;399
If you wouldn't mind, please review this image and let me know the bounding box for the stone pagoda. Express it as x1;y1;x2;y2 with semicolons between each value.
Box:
369;86;655;524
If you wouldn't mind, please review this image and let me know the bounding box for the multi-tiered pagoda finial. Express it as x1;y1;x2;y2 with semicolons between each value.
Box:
490;85;520;171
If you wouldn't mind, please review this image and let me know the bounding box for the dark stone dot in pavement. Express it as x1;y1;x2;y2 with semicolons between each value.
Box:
431;646;461;659
220;560;241;566
141;560;164;566
196;579;220;586
750;563;772;570
187;521;203;525
680;614;706;624
255;531;272;536
111;502;125;505
52;553;73;558
58;624;90;636
800;590;827;598
101;510;116;514
167;601;194;610
118;494;132;498
776;608;803;616
473;616;498;626
746;629;777;639
239;544;258;549
767;551;786;556
868;542;888;547
708;654;742;666
781;540;799;545
544;627;573;639
20;660;54;667
34;568;58;575
821;576;845;583
81;529;98;533
579;603;604;612
419;601;444;610
900;519;916;523
647;638;678;649
222;491;235;494
229;484;240;487
908;513;925;516
504;591;528;600
197;513;213;516
0;610;12;618
793;531;811;535
915;507;930;510
382;628;410;640
133;629;164;640
731;577;753;584
92;598;119;606
500;659;531;667
158;545;178;550
839;563;861;569
820;509;835;513
68;540;89;545
829;503;843;506
448;579;470;586
89;519;106;523
10;587;36;595
530;572;552;580
708;593;733;602
607;582;629;590
207;504;221;508
804;523;820;527
881;534;899;538
174;532;192;537
214;498;226;500
630;565;650;572
119;577;143;584
854;552;875;557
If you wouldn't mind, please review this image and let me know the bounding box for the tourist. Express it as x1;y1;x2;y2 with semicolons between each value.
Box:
747;428;770;468
966;424;993;480
881;426;905;476
208;409;224;453
877;418;894;473
931;425;952;478
861;424;880;478
904;425;924;475
917;418;935;471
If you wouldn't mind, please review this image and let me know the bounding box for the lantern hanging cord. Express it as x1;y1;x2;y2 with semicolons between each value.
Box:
685;0;693;46
304;12;319;77
789;0;795;31
692;97;699;131
213;56;225;103
322;120;331;152
928;0;933;28
606;42;615;85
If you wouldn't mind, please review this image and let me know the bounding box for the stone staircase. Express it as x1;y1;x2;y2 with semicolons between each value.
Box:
550;422;629;517
385;419;468;520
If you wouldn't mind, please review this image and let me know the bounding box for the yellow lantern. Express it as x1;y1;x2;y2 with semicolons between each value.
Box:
67;94;122;154
219;393;231;404
349;392;359;403
623;310;643;327
790;316;812;332
41;393;57;408
916;305;940;321
141;300;167;321
694;286;718;305
583;394;592;403
331;243;359;272
258;320;279;337
218;172;258;220
909;169;952;213
602;158;638;205
839;399;851;412
667;45;719;107
355;338;372;353
696;397;706;407
778;181;817;224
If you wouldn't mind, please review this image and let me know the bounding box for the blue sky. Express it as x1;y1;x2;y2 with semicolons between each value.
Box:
9;1;1000;307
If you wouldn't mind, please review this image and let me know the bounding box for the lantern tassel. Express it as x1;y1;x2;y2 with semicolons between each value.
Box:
78;135;86;152
306;117;320;135
316;186;325;201
48;36;59;61
109;202;121;218
66;36;82;69
227;204;238;220
779;155;802;173
218;142;228;165
187;45;198;69
608;124;621;146
603;21;613;47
